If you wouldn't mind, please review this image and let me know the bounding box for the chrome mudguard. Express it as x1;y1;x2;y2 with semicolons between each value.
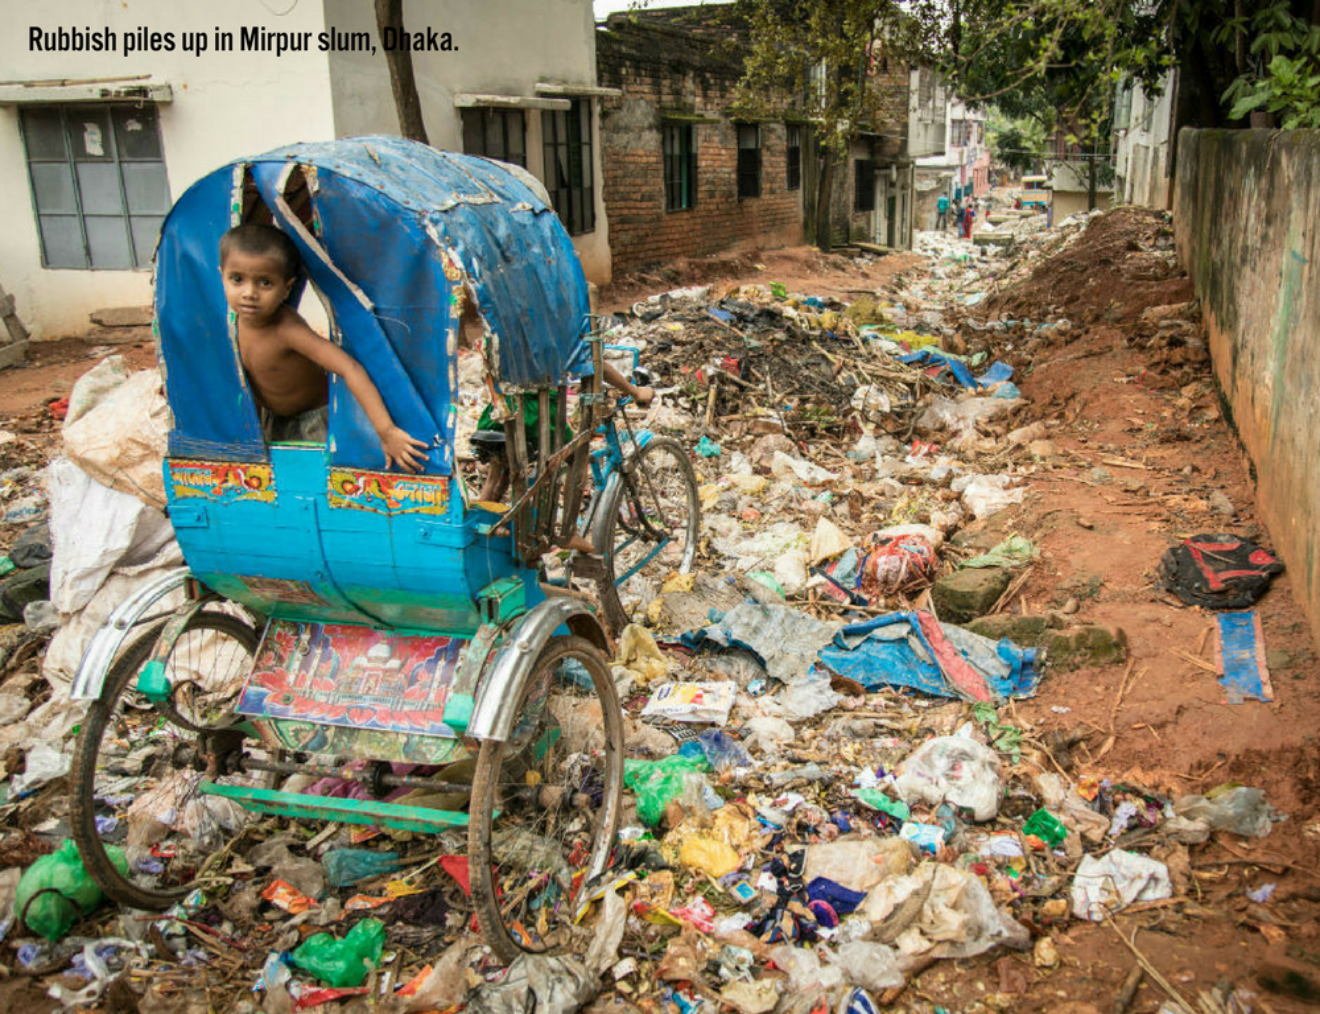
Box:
69;567;190;701
467;596;607;742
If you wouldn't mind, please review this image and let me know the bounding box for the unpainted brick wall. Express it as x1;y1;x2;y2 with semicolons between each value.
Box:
597;21;804;275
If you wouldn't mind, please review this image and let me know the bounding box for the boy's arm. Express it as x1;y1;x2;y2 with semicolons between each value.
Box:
284;324;429;473
602;363;655;408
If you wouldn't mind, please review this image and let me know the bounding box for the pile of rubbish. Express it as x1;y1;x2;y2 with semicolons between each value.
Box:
0;203;1297;1013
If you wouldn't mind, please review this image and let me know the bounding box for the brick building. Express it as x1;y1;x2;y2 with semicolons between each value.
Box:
596;11;805;276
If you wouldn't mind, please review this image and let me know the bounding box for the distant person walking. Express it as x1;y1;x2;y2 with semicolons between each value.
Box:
962;200;976;239
936;193;950;230
952;199;964;234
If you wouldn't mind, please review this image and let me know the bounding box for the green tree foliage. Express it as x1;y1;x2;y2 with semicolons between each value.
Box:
1213;1;1320;127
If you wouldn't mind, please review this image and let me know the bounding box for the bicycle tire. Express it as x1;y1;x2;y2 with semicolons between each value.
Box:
468;634;624;962
70;612;260;911
595;435;700;619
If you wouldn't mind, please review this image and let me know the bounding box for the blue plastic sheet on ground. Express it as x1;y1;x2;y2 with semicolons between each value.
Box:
816;611;1040;703
899;350;1014;391
684;602;838;682
1216;611;1273;703
977;361;1014;386
900;349;977;388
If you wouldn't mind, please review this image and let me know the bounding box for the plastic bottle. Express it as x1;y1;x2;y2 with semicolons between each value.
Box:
14;840;128;940
321;849;401;888
291;918;385;988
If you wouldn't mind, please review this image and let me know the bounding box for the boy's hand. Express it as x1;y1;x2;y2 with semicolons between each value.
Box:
632;384;656;408
380;426;429;473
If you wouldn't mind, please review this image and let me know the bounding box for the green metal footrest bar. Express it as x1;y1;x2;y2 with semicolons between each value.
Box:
201;782;469;832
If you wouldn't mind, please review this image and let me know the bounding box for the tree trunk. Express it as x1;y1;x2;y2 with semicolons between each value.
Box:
814;147;835;251
375;0;428;144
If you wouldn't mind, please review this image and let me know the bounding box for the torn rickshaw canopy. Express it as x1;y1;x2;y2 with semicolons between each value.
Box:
155;136;591;472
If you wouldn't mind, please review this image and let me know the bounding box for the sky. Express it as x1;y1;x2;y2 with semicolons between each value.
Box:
593;0;733;20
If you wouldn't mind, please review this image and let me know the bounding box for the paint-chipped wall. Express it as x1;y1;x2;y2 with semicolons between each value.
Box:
1174;128;1320;649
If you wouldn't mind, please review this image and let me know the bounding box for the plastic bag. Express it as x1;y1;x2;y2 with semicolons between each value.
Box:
860;862;1028;957
1174;786;1275;838
773;547;810;596
400;940;480;1012
624;755;712;827
770;450;836;485
15;840;128;940
960;534;1038;569
468;954;598;1014
290;917;385;987
803;838;912;894
679;836;742;878
697;729;751;773
615;624;669;685
809;518;854;565
1070;850;1172;921
742;715;795;754
766;672;843;723
322;849;401;888
768;944;843;992
584;888;626;973
63;356;130;427
828;940;905;991
895;735;1004;822
957;474;1025;520
11;741;71;796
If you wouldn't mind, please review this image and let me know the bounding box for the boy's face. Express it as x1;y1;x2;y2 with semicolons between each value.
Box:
221;249;295;326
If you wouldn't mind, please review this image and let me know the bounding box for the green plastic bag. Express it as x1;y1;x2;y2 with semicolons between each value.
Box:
623;755;711;827
291;918;385;988
15;839;128;940
1022;808;1068;848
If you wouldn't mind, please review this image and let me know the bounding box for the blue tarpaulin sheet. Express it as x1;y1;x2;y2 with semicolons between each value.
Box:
817;611;1040;703
898;350;1013;391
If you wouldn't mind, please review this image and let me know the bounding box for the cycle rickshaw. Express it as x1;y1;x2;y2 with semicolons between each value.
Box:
67;138;699;961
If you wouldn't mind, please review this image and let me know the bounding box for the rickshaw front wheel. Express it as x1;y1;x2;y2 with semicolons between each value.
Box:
468;634;624;963
70;612;267;911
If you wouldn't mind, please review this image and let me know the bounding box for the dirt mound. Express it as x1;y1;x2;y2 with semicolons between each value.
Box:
990;207;1193;326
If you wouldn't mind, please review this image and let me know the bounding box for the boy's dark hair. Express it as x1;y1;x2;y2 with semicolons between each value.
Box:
219;223;301;280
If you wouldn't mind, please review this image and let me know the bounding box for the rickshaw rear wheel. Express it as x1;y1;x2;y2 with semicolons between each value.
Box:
597;436;699;615
71;612;265;911
468;634;624;963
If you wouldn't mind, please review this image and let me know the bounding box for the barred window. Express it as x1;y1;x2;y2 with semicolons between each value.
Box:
663;123;697;211
20;104;170;269
736;123;761;199
461;108;526;167
542;98;595;235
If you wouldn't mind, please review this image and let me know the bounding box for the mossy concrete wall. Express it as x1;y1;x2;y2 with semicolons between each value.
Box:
1175;128;1320;647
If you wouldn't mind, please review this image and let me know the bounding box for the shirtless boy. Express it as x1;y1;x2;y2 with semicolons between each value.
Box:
219;223;428;472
